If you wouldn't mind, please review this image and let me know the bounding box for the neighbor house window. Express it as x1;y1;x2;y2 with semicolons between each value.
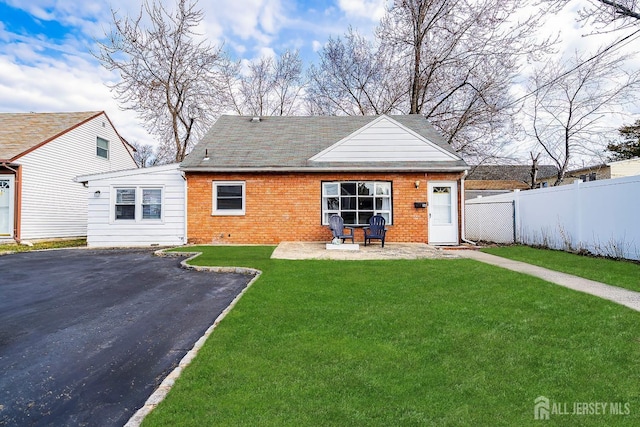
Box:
97;137;109;159
213;181;245;215
322;181;392;225
114;187;163;221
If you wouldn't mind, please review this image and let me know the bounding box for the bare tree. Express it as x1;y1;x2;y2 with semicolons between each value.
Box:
307;1;554;159
129;141;158;167
378;0;554;155
306;29;405;115
524;48;640;185
223;50;305;116
529;151;541;188
545;1;640;30
95;0;228;162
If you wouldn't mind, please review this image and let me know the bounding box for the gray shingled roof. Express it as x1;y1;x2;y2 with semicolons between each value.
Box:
0;111;103;161
468;165;559;182
180;115;468;171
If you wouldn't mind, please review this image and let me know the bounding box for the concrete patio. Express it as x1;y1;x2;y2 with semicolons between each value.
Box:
271;241;463;260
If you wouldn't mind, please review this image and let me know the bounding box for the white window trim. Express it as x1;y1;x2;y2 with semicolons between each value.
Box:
321;181;393;226
111;186;165;223
212;181;246;216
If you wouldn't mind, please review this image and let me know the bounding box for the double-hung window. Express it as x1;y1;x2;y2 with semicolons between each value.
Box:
97;137;109;159
322;181;392;225
142;189;162;219
115;188;136;220
114;187;163;221
212;181;245;215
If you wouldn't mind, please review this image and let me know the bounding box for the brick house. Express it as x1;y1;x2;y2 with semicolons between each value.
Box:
180;115;469;245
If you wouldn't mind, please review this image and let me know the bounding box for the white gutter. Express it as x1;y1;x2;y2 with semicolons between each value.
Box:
180;166;470;173
460;169;477;245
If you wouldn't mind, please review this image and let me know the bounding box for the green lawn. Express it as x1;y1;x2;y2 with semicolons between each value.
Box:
482;245;640;293
0;238;86;253
143;246;640;426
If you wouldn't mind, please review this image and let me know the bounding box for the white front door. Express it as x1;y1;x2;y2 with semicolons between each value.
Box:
0;176;14;237
428;181;458;245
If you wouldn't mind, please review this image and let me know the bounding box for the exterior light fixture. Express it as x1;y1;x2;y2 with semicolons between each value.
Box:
94;190;101;197
415;180;420;189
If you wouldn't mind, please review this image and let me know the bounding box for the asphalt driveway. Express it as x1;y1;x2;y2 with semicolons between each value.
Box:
0;248;253;426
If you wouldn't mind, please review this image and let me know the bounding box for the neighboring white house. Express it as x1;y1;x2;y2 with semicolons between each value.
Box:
0;111;137;241
75;164;186;248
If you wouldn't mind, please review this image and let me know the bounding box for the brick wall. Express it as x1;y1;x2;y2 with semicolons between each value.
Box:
186;171;463;244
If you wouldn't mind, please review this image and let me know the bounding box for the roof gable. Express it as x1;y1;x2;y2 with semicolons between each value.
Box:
309;115;460;163
0;111;103;161
181;115;467;172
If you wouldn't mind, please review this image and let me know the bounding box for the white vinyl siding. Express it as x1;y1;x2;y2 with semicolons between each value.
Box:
83;164;185;247
310;116;460;163
18;113;137;239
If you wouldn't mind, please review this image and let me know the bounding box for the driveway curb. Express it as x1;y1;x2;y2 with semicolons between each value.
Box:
124;250;261;427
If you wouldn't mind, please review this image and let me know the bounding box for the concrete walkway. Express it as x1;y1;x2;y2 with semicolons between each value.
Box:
272;241;458;260
458;250;640;312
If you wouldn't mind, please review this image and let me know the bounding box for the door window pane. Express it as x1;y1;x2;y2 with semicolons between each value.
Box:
431;186;452;224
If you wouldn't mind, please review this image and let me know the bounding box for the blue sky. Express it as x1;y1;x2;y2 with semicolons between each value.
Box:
0;0;637;157
0;0;386;146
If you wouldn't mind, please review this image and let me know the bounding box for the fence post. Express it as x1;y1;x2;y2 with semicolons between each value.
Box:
513;189;520;243
574;179;582;249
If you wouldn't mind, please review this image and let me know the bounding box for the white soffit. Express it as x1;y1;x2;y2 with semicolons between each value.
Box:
309;115;460;162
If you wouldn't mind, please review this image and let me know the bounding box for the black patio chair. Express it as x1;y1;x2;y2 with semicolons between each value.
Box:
363;215;387;247
329;215;355;244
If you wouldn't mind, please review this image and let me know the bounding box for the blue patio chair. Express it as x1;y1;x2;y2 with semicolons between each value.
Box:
329;215;355;244
363;215;387;247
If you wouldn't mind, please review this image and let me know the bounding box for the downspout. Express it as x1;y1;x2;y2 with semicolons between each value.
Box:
460;170;477;245
181;171;188;244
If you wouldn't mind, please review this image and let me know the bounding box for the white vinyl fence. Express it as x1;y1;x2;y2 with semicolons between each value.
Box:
464;175;640;260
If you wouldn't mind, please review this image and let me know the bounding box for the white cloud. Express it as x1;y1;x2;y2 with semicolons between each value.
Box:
0;32;155;147
312;40;322;52
336;0;386;21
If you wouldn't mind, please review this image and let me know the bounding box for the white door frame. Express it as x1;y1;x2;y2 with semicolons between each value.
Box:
0;175;15;238
428;181;458;245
